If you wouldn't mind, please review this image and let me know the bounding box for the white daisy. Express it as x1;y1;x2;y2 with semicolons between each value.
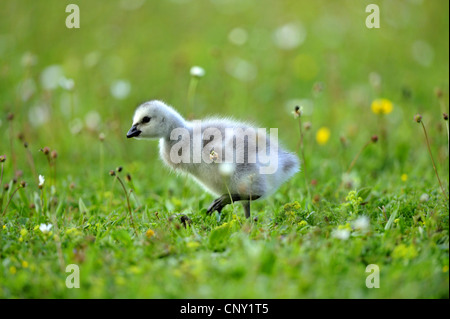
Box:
39;223;53;234
332;228;350;240
353;216;370;231
38;175;45;187
190;66;205;78
219;163;235;177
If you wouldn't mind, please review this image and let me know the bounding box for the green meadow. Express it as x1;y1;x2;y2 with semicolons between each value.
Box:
0;0;448;298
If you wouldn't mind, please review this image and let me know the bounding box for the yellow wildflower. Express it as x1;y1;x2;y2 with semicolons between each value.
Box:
146;229;155;239
392;244;418;260
66;227;82;237
338;223;352;231
22;261;29;268
283;201;301;212
298;220;308;227
127;266;141;275
401;174;408;182
443;265;449;273
9;266;17;275
316;127;330;145
186;241;200;249
371;98;393;115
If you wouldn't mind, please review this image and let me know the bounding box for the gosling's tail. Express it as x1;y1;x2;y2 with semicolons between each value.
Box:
282;151;300;179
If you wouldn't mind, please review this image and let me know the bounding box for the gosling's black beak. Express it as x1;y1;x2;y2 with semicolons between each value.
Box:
127;125;141;138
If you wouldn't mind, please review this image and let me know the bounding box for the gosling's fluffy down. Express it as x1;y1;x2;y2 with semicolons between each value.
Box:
127;100;299;217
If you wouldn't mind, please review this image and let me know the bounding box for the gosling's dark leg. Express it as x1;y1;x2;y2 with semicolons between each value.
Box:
243;201;251;219
206;194;260;217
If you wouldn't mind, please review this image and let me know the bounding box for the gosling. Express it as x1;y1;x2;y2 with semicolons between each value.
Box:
127;100;299;218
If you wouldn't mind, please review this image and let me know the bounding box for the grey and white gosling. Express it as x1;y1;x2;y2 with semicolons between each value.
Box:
127;100;299;218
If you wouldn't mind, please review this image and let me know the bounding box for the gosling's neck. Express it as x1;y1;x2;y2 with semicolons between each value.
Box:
161;109;190;143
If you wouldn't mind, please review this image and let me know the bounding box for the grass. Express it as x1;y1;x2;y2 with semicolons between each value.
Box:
0;0;449;298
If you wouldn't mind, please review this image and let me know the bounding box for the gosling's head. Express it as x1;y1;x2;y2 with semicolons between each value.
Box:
127;100;184;139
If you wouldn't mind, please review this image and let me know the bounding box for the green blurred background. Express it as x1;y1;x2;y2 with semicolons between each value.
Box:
0;0;449;164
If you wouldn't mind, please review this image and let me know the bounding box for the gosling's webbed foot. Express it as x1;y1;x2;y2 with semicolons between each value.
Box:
206;194;261;217
206;195;229;215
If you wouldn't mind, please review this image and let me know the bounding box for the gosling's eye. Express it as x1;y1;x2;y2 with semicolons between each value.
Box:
142;116;151;124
